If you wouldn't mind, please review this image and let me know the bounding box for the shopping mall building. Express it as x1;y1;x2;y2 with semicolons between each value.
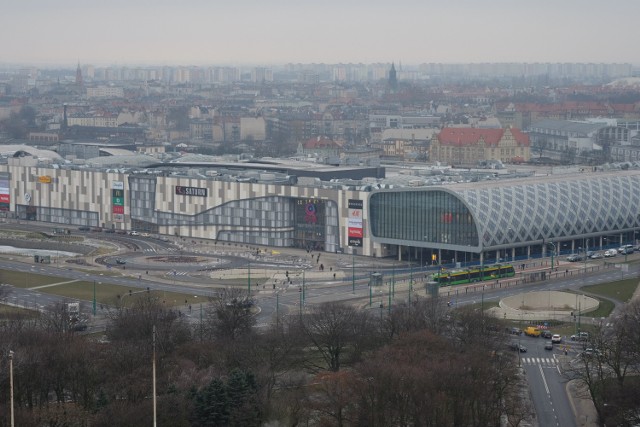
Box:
1;151;639;265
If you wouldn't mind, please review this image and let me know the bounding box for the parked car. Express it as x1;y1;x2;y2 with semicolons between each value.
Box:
104;229;115;233
78;226;90;231
129;231;139;236
544;341;553;350
566;254;584;262
507;327;523;335
589;252;604;259
620;247;634;255
115;258;126;265
552;334;562;344
618;244;634;253
604;249;617;257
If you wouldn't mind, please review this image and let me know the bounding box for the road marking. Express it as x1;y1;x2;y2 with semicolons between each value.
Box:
539;364;550;395
29;279;81;290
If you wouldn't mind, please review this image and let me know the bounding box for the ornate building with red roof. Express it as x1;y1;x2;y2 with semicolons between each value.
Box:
430;127;530;166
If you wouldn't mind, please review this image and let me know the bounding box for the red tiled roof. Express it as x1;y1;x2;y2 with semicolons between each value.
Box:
437;127;529;147
304;136;340;149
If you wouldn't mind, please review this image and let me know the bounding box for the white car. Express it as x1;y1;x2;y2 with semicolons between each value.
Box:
129;231;139;236
551;334;562;343
604;249;617;257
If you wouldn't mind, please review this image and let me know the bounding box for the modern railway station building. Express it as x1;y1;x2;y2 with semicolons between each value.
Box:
1;150;639;265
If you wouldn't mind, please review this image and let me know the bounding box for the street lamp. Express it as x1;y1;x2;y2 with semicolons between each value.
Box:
351;247;356;294
8;350;14;427
545;241;556;270
152;326;157;427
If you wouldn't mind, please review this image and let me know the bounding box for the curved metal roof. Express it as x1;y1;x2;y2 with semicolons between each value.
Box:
454;171;640;250
368;170;640;252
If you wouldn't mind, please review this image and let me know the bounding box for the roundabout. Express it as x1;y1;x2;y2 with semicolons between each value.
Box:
487;290;600;321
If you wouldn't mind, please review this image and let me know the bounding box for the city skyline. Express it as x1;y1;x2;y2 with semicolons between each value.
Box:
2;0;640;67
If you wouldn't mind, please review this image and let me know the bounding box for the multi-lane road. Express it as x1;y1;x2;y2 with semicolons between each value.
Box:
1;223;637;426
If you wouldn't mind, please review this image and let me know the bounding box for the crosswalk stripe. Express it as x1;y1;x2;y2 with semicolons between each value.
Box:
521;357;556;366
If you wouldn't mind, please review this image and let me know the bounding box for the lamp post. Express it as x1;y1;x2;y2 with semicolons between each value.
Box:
248;260;251;295
351;247;355;294
9;350;14;427
544;241;556;270
152;326;157;427
276;292;280;328
93;280;96;316
584;239;589;274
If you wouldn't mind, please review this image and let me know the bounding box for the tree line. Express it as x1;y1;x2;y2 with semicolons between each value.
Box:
12;285;636;426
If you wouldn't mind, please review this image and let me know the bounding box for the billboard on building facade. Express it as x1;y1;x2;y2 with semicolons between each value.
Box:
348;199;363;247
112;181;124;222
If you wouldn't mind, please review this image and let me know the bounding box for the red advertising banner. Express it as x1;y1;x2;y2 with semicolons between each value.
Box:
112;205;124;214
0;194;9;203
348;227;363;238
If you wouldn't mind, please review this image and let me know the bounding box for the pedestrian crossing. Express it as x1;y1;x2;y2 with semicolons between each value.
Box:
164;270;188;276
520;357;557;366
144;248;178;253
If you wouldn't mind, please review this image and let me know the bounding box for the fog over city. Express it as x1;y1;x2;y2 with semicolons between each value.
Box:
2;0;640;66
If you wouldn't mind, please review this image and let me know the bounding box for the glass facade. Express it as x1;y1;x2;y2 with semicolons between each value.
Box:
128;177;340;250
369;190;479;246
16;205;99;227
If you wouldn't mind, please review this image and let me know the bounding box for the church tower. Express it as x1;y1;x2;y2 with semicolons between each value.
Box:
388;62;397;90
75;62;83;87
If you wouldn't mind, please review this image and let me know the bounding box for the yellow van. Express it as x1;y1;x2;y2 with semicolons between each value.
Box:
524;327;541;337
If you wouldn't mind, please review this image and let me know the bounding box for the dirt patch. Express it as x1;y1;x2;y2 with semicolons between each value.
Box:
147;256;204;263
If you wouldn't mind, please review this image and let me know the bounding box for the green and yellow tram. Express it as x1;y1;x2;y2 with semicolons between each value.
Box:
431;264;516;286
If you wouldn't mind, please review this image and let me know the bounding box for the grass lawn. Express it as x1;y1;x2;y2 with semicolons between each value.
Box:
0;269;63;288
38;280;208;308
580;278;639;303
1;269;212;309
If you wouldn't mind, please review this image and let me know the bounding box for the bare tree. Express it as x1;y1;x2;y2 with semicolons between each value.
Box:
299;302;372;372
205;288;256;341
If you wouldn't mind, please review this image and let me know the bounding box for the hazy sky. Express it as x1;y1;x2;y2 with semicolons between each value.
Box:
2;0;639;67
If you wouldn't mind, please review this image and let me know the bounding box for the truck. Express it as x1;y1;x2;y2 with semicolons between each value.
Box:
524;326;541;337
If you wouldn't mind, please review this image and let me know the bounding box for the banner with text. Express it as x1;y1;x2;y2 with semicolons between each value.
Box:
348;199;363;247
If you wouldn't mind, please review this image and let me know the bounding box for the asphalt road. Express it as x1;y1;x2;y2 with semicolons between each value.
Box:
2;222;639;426
517;335;576;427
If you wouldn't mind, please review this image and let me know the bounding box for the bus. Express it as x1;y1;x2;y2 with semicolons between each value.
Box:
431;264;516;286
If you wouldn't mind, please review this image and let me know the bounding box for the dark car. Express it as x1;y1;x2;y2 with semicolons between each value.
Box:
541;330;553;339
104;229;115;233
507;327;522;335
544;341;553;350
78;226;90;231
509;342;527;352
115;258;126;265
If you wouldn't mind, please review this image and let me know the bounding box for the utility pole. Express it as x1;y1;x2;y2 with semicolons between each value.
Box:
152;326;157;427
248;260;251;295
409;262;413;304
302;270;306;304
9;350;14;427
93;280;96;316
351;248;355;294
